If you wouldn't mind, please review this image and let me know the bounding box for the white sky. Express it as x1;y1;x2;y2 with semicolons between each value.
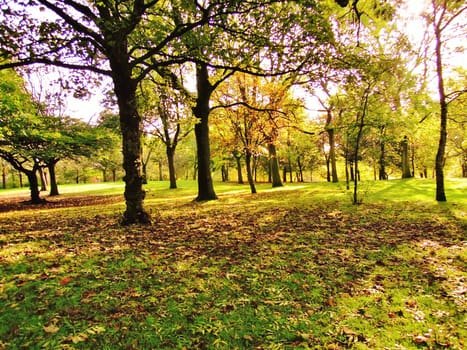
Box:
41;0;465;121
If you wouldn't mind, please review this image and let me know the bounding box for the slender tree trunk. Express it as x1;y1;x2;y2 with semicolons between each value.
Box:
353;91;369;205
2;163;6;189
288;159;293;183
245;150;257;194
167;146;177;189
48;161;59;196
379;141;386;180
141;163;148;184
253;155;258;182
462;154;467;177
39;167;47;191
327;128;338;182
401;136;412;178
192;63;217;201
234;153;244;184
325;155;331;182
297;156;304;182
379;126;387;180
433;16;447;201
268;143;283;187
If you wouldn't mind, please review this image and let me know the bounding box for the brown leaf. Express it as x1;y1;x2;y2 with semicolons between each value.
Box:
60;276;72;285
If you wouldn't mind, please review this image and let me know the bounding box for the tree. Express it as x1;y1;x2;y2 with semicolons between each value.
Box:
156;1;334;199
212;72;303;193
1;69;108;200
95;111;123;183
141;76;194;189
1;0;338;218
0;0;225;224
422;0;467;201
0;68;46;202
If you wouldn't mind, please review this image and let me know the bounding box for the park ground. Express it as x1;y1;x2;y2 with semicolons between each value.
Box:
0;178;466;349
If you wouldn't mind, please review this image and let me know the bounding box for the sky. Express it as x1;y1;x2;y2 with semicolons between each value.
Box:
43;0;466;122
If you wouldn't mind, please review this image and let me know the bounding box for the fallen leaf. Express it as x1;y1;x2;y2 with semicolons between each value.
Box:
43;324;60;333
60;277;72;285
342;326;357;335
413;335;429;344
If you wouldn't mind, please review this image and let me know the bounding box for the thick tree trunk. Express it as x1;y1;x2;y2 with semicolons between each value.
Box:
193;63;217;201
112;70;150;225
268;143;283;187
26;169;42;204
245;150;257;194
48;161;59;196
167;146;177;189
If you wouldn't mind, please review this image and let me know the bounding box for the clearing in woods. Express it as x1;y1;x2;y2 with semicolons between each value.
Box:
0;179;465;349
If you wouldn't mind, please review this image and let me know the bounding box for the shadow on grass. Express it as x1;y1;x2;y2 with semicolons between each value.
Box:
1;185;465;349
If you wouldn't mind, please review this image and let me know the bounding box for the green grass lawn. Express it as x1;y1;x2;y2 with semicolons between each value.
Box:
0;179;465;349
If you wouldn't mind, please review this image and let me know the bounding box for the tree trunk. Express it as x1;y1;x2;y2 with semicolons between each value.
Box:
462;155;467;177
268;143;283;187
353;108;366;205
288;160;293;183
48;161;59;196
112;64;150;224
142;162;148;184
297;156;304;182
26;168;42;204
39;167;47;191
158;161;163;181
234;153;244;184
325;155;331;182
2;163;6;189
167;146;177;189
434;18;447;202
401;136;412;178
327;128;338;182
192;63;217;201
245;150;257;194
379;138;387;180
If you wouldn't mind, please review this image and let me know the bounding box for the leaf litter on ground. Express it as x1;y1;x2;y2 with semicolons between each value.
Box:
0;181;465;349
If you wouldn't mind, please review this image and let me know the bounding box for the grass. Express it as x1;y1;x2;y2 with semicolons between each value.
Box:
0;179;466;349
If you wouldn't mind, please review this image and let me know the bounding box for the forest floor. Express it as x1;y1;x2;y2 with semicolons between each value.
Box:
0;179;465;349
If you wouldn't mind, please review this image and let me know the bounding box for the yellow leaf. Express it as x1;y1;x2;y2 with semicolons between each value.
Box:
43;324;60;333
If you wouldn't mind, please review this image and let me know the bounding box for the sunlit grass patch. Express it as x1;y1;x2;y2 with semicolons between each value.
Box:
0;178;466;348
